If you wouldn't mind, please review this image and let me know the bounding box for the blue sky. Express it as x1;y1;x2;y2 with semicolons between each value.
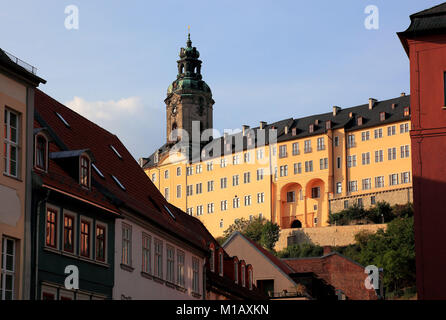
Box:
0;0;442;159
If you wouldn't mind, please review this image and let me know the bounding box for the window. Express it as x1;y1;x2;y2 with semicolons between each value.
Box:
371;196;376;205
347;155;356;168
309;124;314;133
257;192;265;203
388;147;397;161
305;160;313;172
233;197;240;209
35;135;47;171
220;177;227;189
348;181;358;192
374;128;383;139
176;167;181;176
220;158;227;168
256;169;264;180
207;180;214;192
196;183;202;194
311;187;321;198
325;120;331;130
196;164;202;173
1;237;15;300
219;219;224;228
375;176;385;188
63;214;75;253
387;126;396;136
334;136;339;147
166;245;175;283
336;182;342;194
357;198;363;207
164;187;170;200
221;200;228;211
361;131;370;141
192;257;200;293
362;152;370;165
244;172;250;184
244;195;252;206
80;219;91;258
375;150;384;163
207;203;214;213
400;123;409;133
279;145;287;158
320;158;328;170
294;163;302;174
196;205;203;216
207;162;213;171
256;148;264;160
304;140;311;153
234;261;239;284
186;185;193;196
389;173;399;186
142;234;151;274
186;166;193;176
292;142;299;155
404;107;410;117
95;224;106;262
232;175;239;186
209;246;215;272
380;112;386;121
219;251;224;276
362;178;371;190
4;109;19;177
401;145;410;158
344;200;349;209
122;224;132;266
176;185;182;198
46;208;58;248
154;239;163;278
347;135;355;148
151;173;156;182
402;172;411;184
248;269;253;290
241;264;246;287
164;170;169;179
317;137;325;151
244;152;250;163
337;157;341;169
280;165;288;177
287;191;295;203
177;250;185;287
186;207;193;215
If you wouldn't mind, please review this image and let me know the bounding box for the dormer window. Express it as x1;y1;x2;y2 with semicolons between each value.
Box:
80;155;90;188
404;107;410;116
35;135;48;171
309;124;314;133
325;120;331;130
241;263;246;287
248;268;253;290
357;117;363;126
234;260;239;284
380;112;386;121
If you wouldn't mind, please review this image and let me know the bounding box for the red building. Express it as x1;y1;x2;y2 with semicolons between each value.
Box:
398;3;446;300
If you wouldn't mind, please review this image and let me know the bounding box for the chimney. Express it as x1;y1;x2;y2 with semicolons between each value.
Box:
323;246;332;255
392;103;396;110
369;98;377;110
401;92;406;97
314;119;319;125
349;112;354;118
333;106;341;116
224;132;228;142
260;121;267;129
242;125;250;136
284;126;289;135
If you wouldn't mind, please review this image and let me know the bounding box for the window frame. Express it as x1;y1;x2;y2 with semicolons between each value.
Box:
79;154;91;189
62;211;76;254
3;108;20;178
95;221;107;263
142;233;152;275
79;216;93;259
45;205;59;249
121;223;132;266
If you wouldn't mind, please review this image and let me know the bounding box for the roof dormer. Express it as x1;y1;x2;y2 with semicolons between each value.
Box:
33;128;52;173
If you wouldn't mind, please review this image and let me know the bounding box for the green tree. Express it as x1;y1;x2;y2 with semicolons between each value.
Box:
260;221;280;251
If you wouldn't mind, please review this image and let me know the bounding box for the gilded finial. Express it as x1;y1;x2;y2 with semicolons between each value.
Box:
187;26;192;47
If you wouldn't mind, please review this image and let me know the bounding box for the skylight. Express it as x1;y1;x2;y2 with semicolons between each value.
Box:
92;163;104;179
110;145;122;159
112;175;126;191
55;112;70;127
164;204;176;220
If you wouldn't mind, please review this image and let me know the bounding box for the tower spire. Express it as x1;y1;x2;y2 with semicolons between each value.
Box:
187;26;192;47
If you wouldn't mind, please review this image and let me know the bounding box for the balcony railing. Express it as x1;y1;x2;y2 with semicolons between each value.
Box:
4;50;38;75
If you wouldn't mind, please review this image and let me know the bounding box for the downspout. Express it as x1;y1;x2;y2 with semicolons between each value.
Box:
202;258;206;300
34;189;50;300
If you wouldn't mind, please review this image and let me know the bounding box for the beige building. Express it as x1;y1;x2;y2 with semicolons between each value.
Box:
0;48;45;299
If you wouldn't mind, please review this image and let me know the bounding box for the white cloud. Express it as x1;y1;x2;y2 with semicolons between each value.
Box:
65;96;143;120
64;96;165;159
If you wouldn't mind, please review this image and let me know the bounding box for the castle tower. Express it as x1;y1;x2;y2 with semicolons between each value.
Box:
165;33;214;143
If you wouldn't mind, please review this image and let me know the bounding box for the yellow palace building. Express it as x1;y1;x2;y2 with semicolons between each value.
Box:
141;35;413;237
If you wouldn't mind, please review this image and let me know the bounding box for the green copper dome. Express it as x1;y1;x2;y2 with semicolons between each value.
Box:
167;77;211;95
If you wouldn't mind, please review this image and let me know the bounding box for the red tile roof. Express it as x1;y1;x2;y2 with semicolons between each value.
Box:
34;89;209;251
